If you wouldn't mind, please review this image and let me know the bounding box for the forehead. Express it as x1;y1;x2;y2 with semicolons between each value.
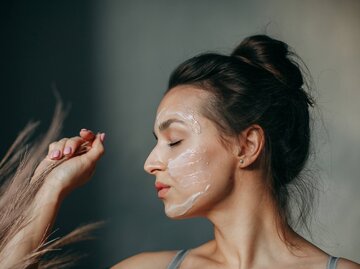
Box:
156;85;209;117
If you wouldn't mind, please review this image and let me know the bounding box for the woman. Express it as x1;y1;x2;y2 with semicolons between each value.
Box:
3;35;359;269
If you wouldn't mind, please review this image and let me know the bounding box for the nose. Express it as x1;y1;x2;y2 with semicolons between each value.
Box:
144;148;166;175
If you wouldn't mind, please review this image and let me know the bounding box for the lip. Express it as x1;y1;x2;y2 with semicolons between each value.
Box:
155;181;171;198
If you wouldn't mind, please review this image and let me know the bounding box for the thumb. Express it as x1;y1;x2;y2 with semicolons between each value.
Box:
86;133;105;162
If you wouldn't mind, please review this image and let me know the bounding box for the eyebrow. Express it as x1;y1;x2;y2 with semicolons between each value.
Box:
152;118;186;138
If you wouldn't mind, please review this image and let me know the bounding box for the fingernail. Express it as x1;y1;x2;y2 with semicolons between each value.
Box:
51;150;60;159
100;133;106;142
81;128;94;133
64;146;72;155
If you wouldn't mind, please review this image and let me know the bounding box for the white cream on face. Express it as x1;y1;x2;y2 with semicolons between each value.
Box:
168;148;211;188
156;106;201;134
166;184;210;217
155;106;212;217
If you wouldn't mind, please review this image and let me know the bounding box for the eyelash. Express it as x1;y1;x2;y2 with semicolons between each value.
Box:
168;140;182;147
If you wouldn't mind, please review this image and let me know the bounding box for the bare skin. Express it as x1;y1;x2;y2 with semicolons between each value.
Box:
4;86;358;268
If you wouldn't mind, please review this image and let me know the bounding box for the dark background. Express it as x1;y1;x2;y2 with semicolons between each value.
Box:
0;1;102;267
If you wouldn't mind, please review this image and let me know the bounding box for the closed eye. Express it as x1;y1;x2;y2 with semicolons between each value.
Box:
152;132;158;141
168;140;182;147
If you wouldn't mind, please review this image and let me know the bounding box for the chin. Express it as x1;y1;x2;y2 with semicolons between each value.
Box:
164;205;201;220
166;213;189;220
162;192;212;220
164;208;189;220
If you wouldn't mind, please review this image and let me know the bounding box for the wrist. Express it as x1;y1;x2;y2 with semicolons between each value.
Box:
35;181;67;205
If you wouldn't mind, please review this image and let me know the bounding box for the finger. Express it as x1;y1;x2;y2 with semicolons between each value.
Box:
80;129;96;142
74;142;91;156
48;138;68;160
85;133;105;162
63;136;87;157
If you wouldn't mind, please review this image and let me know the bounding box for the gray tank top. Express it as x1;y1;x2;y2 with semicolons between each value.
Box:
167;249;340;269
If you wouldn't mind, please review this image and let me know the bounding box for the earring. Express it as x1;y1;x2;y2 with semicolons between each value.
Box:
239;159;244;164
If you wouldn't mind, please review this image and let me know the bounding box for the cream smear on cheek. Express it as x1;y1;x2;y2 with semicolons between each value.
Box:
166;184;210;216
168;148;210;188
156;106;212;217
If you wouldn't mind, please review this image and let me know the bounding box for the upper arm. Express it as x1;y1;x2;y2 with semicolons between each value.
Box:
337;258;360;269
110;251;178;269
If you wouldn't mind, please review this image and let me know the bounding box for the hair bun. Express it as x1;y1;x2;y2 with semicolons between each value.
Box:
231;35;304;89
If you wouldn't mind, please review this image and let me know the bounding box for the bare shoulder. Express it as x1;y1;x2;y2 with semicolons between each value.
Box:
110;250;179;269
337;258;360;269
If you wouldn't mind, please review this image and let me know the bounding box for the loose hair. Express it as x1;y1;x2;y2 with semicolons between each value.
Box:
167;35;316;241
0;99;101;268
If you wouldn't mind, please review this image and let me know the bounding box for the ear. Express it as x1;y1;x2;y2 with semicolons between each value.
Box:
236;124;265;168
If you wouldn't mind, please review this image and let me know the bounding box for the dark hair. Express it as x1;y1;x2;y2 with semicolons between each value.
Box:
167;35;315;240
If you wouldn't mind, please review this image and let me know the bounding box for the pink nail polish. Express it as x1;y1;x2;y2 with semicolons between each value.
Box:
51;150;60;159
100;133;106;142
64;146;72;155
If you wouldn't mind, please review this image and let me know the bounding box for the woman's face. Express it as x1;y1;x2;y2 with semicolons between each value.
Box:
144;85;238;219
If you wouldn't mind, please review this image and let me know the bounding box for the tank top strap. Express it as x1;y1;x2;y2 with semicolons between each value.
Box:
167;249;190;269
327;256;339;269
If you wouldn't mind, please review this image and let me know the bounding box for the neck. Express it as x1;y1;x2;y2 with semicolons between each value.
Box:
204;169;301;268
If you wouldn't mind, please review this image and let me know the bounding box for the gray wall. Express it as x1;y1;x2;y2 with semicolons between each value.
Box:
93;0;360;267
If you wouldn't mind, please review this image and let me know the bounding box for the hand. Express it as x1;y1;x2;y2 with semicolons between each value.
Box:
33;129;105;197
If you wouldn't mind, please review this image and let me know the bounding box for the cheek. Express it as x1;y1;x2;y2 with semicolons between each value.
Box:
164;146;212;218
164;142;235;218
167;147;211;188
